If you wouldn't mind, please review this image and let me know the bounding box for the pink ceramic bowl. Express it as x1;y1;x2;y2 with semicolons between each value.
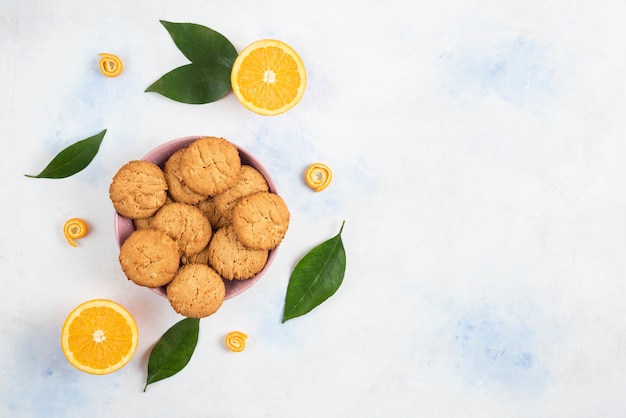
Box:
114;136;279;300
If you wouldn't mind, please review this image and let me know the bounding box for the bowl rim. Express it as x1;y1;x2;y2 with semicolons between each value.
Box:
113;135;280;300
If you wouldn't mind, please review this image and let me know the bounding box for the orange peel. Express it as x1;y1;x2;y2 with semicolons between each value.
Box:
305;163;332;192
64;218;88;247
225;331;247;352
98;53;123;77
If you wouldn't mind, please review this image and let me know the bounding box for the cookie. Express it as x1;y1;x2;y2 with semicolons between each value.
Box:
133;216;152;230
109;160;168;219
119;228;180;287
208;225;269;280
213;165;269;223
179;137;241;196
231;191;290;250
132;197;175;230
151;202;212;257
164;148;208;205
197;197;230;230
166;263;226;318
181;244;210;265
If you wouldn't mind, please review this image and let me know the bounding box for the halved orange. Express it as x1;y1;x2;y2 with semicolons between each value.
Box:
231;39;307;116
61;299;138;375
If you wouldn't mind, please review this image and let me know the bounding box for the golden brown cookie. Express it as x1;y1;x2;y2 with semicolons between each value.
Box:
133;216;152;230
231;191;290;250
151;202;212;257
181;244;210;265
109;160;168;219
208;225;269;280
166;263;226;318
179;137;241;196
213;165;269;222
118;228;180;288
197;197;231;230
132;197;174;230
164;148;209;205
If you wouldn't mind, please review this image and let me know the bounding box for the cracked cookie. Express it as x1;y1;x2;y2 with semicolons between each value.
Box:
109;160;168;219
212;165;269;225
166;263;226;318
231;191;290;250
181;243;210;265
179;136;241;196
208;225;269;280
163;148;209;204
151;202;212;257
197;197;230;230
118;228;180;288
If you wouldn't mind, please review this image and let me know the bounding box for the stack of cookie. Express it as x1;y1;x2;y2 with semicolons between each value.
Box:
109;136;290;318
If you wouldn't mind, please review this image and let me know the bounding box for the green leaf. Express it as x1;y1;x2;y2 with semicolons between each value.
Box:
145;21;238;104
144;317;200;391
25;129;106;179
282;221;347;323
145;63;232;104
159;20;237;67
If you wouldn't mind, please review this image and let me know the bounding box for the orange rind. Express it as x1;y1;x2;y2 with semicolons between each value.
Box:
63;218;88;247
305;163;332;192
98;53;123;77
225;331;247;352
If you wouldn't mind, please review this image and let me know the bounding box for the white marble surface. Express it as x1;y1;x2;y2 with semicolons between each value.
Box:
2;0;626;416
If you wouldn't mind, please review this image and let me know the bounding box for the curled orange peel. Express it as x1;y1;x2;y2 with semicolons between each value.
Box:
64;218;88;247
98;53;123;77
305;163;332;192
225;331;247;352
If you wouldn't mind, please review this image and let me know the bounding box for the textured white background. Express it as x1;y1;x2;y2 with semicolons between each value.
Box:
2;0;626;417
